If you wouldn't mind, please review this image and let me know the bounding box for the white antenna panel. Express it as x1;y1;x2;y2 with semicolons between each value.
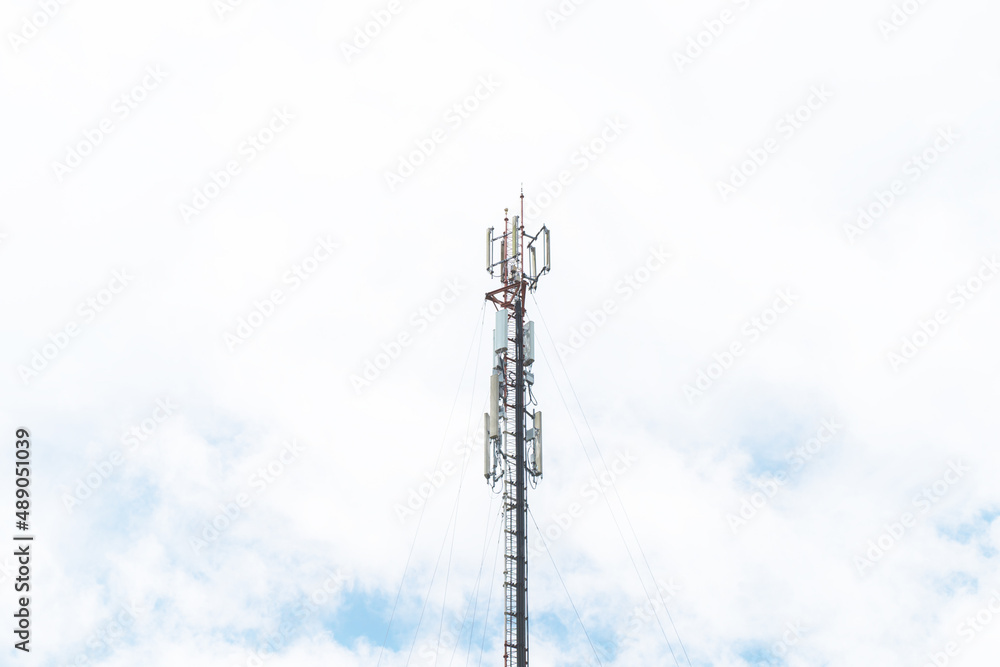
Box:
494;309;509;353
512;215;519;258
524;321;535;366
544;228;551;270
533;411;542;475
489;373;500;438
484;413;491;478
486;227;493;273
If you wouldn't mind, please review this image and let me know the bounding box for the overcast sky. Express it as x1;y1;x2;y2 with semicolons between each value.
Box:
2;0;1000;665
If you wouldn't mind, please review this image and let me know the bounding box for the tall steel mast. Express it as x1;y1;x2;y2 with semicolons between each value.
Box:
484;190;551;667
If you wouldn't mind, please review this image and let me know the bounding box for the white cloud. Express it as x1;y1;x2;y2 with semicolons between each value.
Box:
1;0;999;664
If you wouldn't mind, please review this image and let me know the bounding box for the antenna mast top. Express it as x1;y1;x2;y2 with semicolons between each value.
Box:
483;190;551;667
486;192;550;307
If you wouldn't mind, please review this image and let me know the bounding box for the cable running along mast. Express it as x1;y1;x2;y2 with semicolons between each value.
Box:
483;190;551;667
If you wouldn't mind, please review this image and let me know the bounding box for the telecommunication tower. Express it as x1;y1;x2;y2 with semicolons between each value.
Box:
484;189;551;667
